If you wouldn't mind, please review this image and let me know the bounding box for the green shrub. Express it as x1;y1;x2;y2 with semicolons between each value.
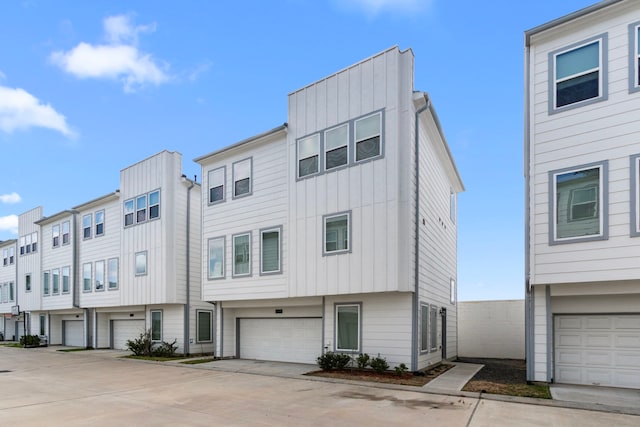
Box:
370;356;389;373
153;338;178;357
126;330;153;356
394;363;408;376
334;353;352;370
20;335;41;347
356;353;370;369
317;352;338;371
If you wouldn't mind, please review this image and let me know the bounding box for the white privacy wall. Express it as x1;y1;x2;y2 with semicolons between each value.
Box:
458;300;525;359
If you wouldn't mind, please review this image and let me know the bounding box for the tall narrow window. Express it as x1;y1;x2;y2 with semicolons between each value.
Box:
430;306;438;351
355;112;382;162
124;199;134;226
25;234;31;254
197;310;213;343
135;252;147;276
149;190;160;220
450;279;456;304
629;22;640;93
208;167;226;204
62;266;70;294
83;263;92;292
52;224;60;247
324;212;350;255
9;247;14;264
232;233;251;277
31;232;37;252
62;221;70;245
43;271;50;296
108;258;118;290
260;227;281;274
9;281;14;302
450;191;456;223
39;314;46;336
336;304;360;352
136;195;147;223
19;236;25;255
2;248;7;266
95;210;105;236
297;134;320;178
151;310;162;341
95;261;105;291
25;273;31;291
208;237;225;279
421;304;429;352
2;284;7;303
325;124;348;171
52;269;59;294
83;214;92;239
233;158;252;198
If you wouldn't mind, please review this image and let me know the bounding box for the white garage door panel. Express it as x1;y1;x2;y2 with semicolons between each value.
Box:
64;321;84;347
112;320;145;350
555;315;640;389
239;318;321;364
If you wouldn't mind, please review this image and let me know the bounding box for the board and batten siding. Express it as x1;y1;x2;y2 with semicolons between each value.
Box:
200;131;289;302
528;2;640;285
40;214;75;311
0;241;17;314
287;47;415;298
17;207;43;312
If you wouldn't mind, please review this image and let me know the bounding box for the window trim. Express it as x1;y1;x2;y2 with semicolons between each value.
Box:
208;166;226;205
82;263;92;293
629;22;640;94
150;309;163;342
334;302;362;353
108;257;119;290
549;161;608;245
232;232;252;278
196;310;213;343
323;211;352;256
207;236;225;280
259;225;282;276
95;210;105;237
232;157;253;199
548;34;608;114
630;154;640;237
420;303;429;354
135;251;148;276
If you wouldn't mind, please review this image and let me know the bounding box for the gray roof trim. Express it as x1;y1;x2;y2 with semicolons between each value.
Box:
194;124;288;164
525;0;624;45
72;191;120;211
35;210;75;225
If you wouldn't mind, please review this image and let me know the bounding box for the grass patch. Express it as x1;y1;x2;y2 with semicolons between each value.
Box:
459;358;551;399
122;355;186;362
57;348;94;352
180;357;218;365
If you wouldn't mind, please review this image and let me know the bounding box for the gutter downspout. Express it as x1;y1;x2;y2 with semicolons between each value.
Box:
412;94;431;372
524;40;534;382
184;176;195;356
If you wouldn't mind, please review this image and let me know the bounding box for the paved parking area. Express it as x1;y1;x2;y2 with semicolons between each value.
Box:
0;347;638;426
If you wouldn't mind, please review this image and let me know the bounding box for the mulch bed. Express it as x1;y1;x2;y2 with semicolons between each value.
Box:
306;363;453;387
458;358;551;398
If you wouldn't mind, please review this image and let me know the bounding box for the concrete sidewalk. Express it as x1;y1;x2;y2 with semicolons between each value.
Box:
422;362;484;392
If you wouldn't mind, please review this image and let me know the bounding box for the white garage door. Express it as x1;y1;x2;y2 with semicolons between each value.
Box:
555;315;640;389
63;320;84;347
239;318;322;364
112;320;145;350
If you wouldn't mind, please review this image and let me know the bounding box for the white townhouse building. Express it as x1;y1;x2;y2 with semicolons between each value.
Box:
196;47;464;370
525;0;640;389
0;239;17;340
12;151;213;354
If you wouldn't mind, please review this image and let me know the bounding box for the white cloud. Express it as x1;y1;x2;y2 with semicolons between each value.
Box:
0;86;75;137
50;14;169;93
0;214;18;235
0;192;21;204
339;0;431;15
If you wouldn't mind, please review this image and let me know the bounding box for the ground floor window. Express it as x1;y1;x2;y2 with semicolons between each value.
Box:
420;304;429;352
151;310;162;341
335;303;360;352
197;310;213;343
430;306;438;352
39;314;46;336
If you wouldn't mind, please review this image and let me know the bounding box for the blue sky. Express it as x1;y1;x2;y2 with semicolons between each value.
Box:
0;0;599;301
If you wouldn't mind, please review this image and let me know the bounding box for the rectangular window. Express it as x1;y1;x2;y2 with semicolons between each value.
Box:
208;237;225;279
25;234;31;254
430;306;438;351
43;271;50;296
197;310;213;343
62;221;70;245
450;279;456;304
208;167;226;204
260;227;281;274
95;261;105;291
52;224;60;247
25;273;31;292
232;233;251;277
124;199;134;226
232;158;252;198
136;195;147;223
355;112;382;162
450;191;456;223
62;266;70;294
9;247;14;264
95;210;104;236
3;248;7;266
325;124;348;171
550;162;607;244
31;232;37;252
149;190;160;220
151;310;162;341
83;214;92;239
2;284;6;304
336;304;360;352
551;35;607;111
324;212;350;255
135;252;147;276
19;236;25;255
629;22;640;93
297;134;320;178
83;263;92;292
39;314;46;336
9;281;14;302
421;304;429;352
108;258;118;289
52;269;59;294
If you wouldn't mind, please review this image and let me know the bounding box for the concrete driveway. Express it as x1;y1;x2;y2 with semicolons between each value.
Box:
0;347;638;426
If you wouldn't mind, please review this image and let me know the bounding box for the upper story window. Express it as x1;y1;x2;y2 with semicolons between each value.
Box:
232;232;251;277
95;210;105;236
630;154;640;237
62;221;70;245
135;251;147;276
450;190;456;223
549;161;608;244
108;258;119;290
19;237;25;255
43;271;50;296
297;134;320;178
83;263;92;292
19;232;37;255
260;226;281;275
31;232;37;252
550;35;607;113
208;237;225;280
9;281;13;302
208;167;226;204
355;112;382;162
83;214;92;239
2;248;7;266
124;199;134;226
25;234;31;254
149;190;160;220
136;195;147;223
325;124;349;171
52;224;60;247
323;212;351;255
125;190;161;227
62;266;70;294
25;273;32;292
95;260;105;290
629;22;640;93
9;247;14;264
232;158;252;198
